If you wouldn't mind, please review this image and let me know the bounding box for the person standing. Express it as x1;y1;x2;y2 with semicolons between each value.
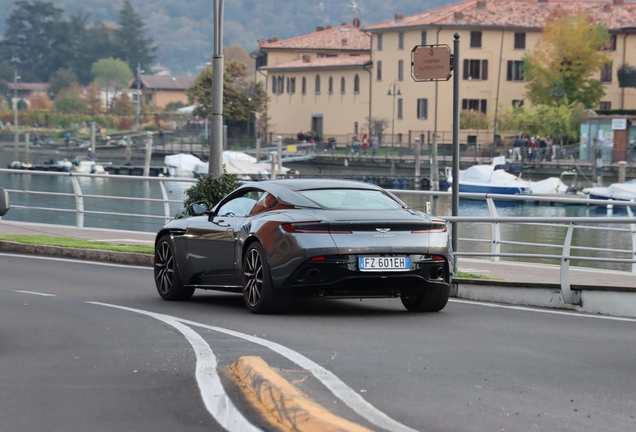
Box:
370;134;379;156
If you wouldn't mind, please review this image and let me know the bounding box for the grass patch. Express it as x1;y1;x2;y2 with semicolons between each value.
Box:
456;271;497;280
0;235;153;254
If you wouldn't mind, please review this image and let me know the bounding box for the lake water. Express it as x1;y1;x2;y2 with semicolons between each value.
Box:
1;147;633;272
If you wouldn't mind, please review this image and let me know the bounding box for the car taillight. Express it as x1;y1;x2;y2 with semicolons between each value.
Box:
412;223;447;233
281;221;351;234
432;255;445;261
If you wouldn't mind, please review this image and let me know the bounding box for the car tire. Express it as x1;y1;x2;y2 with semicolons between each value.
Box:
243;243;290;314
401;285;450;312
154;234;195;301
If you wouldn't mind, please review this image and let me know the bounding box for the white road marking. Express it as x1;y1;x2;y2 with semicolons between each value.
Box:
449;299;636;323
87;302;259;432
0;253;151;270
88;302;416;432
15;290;56;297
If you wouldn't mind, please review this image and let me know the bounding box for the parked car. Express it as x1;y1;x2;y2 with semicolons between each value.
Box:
153;179;453;313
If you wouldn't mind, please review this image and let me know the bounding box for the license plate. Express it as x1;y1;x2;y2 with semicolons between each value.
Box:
358;256;410;271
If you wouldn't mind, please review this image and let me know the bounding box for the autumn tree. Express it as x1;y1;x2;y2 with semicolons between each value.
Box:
110;93;135;116
84;83;104;115
524;14;610;109
29;93;52;110
187;60;267;126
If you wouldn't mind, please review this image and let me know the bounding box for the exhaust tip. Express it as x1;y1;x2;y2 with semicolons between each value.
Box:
306;268;321;280
430;266;444;280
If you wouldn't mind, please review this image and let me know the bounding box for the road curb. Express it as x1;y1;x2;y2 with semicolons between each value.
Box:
228;356;371;432
0;241;153;267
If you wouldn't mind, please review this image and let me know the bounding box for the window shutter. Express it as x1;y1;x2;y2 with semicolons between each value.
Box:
482;60;488;80
462;99;468;110
423;99;427;119
507;61;512;81
481;99;488;114
463;59;469;79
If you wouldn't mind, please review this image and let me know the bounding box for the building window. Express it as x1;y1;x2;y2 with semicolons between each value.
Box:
354;74;360;93
398;32;404;49
417;98;428;119
397;133;403;143
397;98;403;119
315;74;321;94
514;33;526;50
289;77;296;94
278;76;284;94
462;99;488;114
599;101;612;110
507;61;524;81
145;93;153;104
377;34;383;51
328;76;333;94
272;75;277;94
421;31;427;46
512;100;524;108
377;60;382;81
340;77;345;94
463;59;489;80
255;53;268;68
603;35;617;51
470;31;482;48
601;63;612;83
398;60;404;81
302;77;306;94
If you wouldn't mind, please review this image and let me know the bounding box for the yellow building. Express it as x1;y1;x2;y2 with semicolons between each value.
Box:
130;75;196;109
258;0;636;147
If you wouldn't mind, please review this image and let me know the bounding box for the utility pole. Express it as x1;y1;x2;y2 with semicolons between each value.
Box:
209;0;225;177
135;63;142;132
13;70;19;161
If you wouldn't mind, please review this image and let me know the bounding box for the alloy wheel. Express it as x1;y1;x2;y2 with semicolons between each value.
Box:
155;241;174;295
244;248;263;307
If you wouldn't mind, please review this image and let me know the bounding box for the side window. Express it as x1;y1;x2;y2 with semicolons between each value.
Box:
248;192;290;215
217;191;263;217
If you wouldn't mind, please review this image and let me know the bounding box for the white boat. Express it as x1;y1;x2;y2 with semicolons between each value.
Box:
583;180;636;202
165;152;293;179
445;156;573;196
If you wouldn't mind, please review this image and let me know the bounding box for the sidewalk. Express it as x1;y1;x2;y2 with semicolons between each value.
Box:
1;220;635;290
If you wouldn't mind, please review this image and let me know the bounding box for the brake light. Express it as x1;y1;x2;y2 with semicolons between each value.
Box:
311;256;326;261
281;221;351;234
412;223;447;233
432;255;445;261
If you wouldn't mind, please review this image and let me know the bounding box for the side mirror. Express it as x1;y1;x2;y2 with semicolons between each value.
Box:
0;188;9;216
190;201;209;216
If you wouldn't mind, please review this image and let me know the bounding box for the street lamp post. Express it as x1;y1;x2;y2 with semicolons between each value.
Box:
387;81;401;155
13;70;20;162
209;0;225;177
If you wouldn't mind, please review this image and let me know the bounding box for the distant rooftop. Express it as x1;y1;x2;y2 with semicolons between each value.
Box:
364;0;636;32
261;55;372;71
259;22;370;51
134;75;196;90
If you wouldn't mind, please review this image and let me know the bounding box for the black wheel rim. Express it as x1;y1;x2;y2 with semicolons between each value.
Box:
155;241;174;295
244;248;263;307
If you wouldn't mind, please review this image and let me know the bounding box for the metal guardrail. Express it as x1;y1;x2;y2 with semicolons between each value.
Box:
1;169;635;305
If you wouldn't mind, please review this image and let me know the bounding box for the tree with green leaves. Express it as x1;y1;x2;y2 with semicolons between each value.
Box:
54;87;88;113
524;14;610;109
110;93;135;116
91;58;133;109
115;0;157;74
187;60;267;128
0;0;65;82
48;68;78;97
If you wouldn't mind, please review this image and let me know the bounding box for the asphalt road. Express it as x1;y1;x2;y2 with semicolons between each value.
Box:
1;253;635;432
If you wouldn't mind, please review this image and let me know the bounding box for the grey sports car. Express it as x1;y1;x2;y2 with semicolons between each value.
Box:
154;179;453;313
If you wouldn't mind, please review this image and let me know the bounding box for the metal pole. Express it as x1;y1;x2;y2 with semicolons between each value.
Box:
431;133;439;191
452;33;461;264
13;70;19;162
592;137;598;186
277;135;283;174
136;63;141;132
414;137;421;189
391;83;396;154
144;132;153;177
209;0;225;177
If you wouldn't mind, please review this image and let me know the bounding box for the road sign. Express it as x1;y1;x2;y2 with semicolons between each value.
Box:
411;45;452;81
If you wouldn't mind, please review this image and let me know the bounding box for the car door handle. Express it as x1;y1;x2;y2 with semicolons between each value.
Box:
215;219;230;227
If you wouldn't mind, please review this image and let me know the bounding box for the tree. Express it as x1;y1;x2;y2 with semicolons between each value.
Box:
524;14;610;109
91;58;133;109
29;93;52;110
84;83;104;115
110;93;135;115
54;87;88;113
187;60;267;127
115;0;157;73
0;0;66;82
460;110;490;130
498;101;584;144
48;68;78;97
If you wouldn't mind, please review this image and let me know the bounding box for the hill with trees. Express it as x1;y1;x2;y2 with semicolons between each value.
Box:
0;0;455;76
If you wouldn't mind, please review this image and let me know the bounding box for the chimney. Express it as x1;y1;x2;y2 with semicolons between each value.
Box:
267;36;278;43
326;24;332;29
476;0;487;8
353;18;361;28
538;0;549;3
394;13;404;22
614;0;625;5
603;3;612;12
302;54;311;63
342;38;348;46
316;26;324;32
454;11;464;20
341;22;348;26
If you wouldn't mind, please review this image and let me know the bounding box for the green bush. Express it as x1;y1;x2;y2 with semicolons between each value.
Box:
176;168;242;218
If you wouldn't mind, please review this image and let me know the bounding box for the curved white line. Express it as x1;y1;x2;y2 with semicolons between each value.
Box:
87;302;259;432
88;302;416;432
0;253;151;270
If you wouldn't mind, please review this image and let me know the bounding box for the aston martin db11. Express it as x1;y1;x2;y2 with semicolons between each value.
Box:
154;179;452;313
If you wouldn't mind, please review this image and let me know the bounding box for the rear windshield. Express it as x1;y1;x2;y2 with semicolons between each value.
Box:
298;189;403;210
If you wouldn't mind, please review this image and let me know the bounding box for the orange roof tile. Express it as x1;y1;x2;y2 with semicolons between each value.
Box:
261;55;372;71
364;0;636;31
260;25;370;51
